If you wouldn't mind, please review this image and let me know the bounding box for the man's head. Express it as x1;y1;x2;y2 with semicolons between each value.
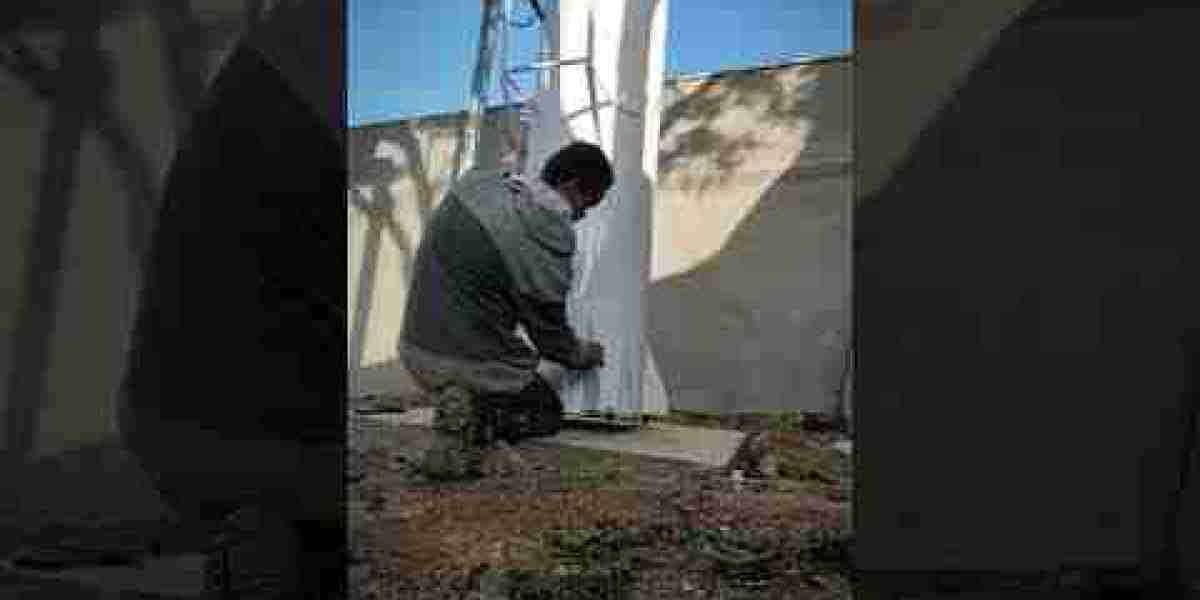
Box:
540;142;614;221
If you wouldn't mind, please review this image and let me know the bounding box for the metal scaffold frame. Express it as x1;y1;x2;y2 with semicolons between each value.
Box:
457;0;605;179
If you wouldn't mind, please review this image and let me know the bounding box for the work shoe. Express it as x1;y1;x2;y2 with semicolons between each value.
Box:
417;386;492;481
527;388;563;438
496;395;562;441
484;378;563;444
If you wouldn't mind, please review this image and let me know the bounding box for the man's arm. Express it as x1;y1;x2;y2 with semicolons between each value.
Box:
518;295;604;370
497;174;603;370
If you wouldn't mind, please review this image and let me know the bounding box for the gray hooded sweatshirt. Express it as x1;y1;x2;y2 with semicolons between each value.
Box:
399;169;584;396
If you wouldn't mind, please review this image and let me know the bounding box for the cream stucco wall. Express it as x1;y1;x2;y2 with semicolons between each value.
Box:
348;57;853;414
0;0;338;461
347;110;520;397
0;3;247;460
650;58;851;414
854;0;1037;202
854;0;1200;590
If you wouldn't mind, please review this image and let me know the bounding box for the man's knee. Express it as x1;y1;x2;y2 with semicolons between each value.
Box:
420;386;491;480
431;386;492;443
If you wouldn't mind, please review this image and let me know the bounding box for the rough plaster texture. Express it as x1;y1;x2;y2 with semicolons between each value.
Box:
1;0;343;464
347;109;520;396
0;2;250;459
347;57;853;415
855;0;1199;585
0;12;346;596
651;59;852;414
854;0;1038;202
359;409;745;468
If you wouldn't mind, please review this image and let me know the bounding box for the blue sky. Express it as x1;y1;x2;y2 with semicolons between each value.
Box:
348;0;851;126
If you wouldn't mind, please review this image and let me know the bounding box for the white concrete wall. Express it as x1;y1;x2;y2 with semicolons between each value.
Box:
348;57;853;414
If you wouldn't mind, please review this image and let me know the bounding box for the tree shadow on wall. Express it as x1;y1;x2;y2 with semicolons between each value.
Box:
347;125;419;374
0;0;248;464
0;0;272;566
646;60;851;415
347;108;523;386
657;56;846;194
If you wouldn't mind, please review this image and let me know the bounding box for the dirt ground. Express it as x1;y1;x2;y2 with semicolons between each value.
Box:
0;399;851;599
348;398;853;599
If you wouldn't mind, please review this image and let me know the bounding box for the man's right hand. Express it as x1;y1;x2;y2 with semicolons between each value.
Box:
573;340;606;370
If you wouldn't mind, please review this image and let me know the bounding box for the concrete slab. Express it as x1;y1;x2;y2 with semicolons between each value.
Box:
365;408;745;468
359;407;436;428
0;554;205;598
350;360;420;399
548;423;745;468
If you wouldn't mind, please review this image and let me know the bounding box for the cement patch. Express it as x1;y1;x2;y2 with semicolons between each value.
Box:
364;408;746;467
549;423;746;468
371;406;436;428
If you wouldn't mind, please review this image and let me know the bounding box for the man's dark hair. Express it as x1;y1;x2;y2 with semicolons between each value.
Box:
540;141;614;193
